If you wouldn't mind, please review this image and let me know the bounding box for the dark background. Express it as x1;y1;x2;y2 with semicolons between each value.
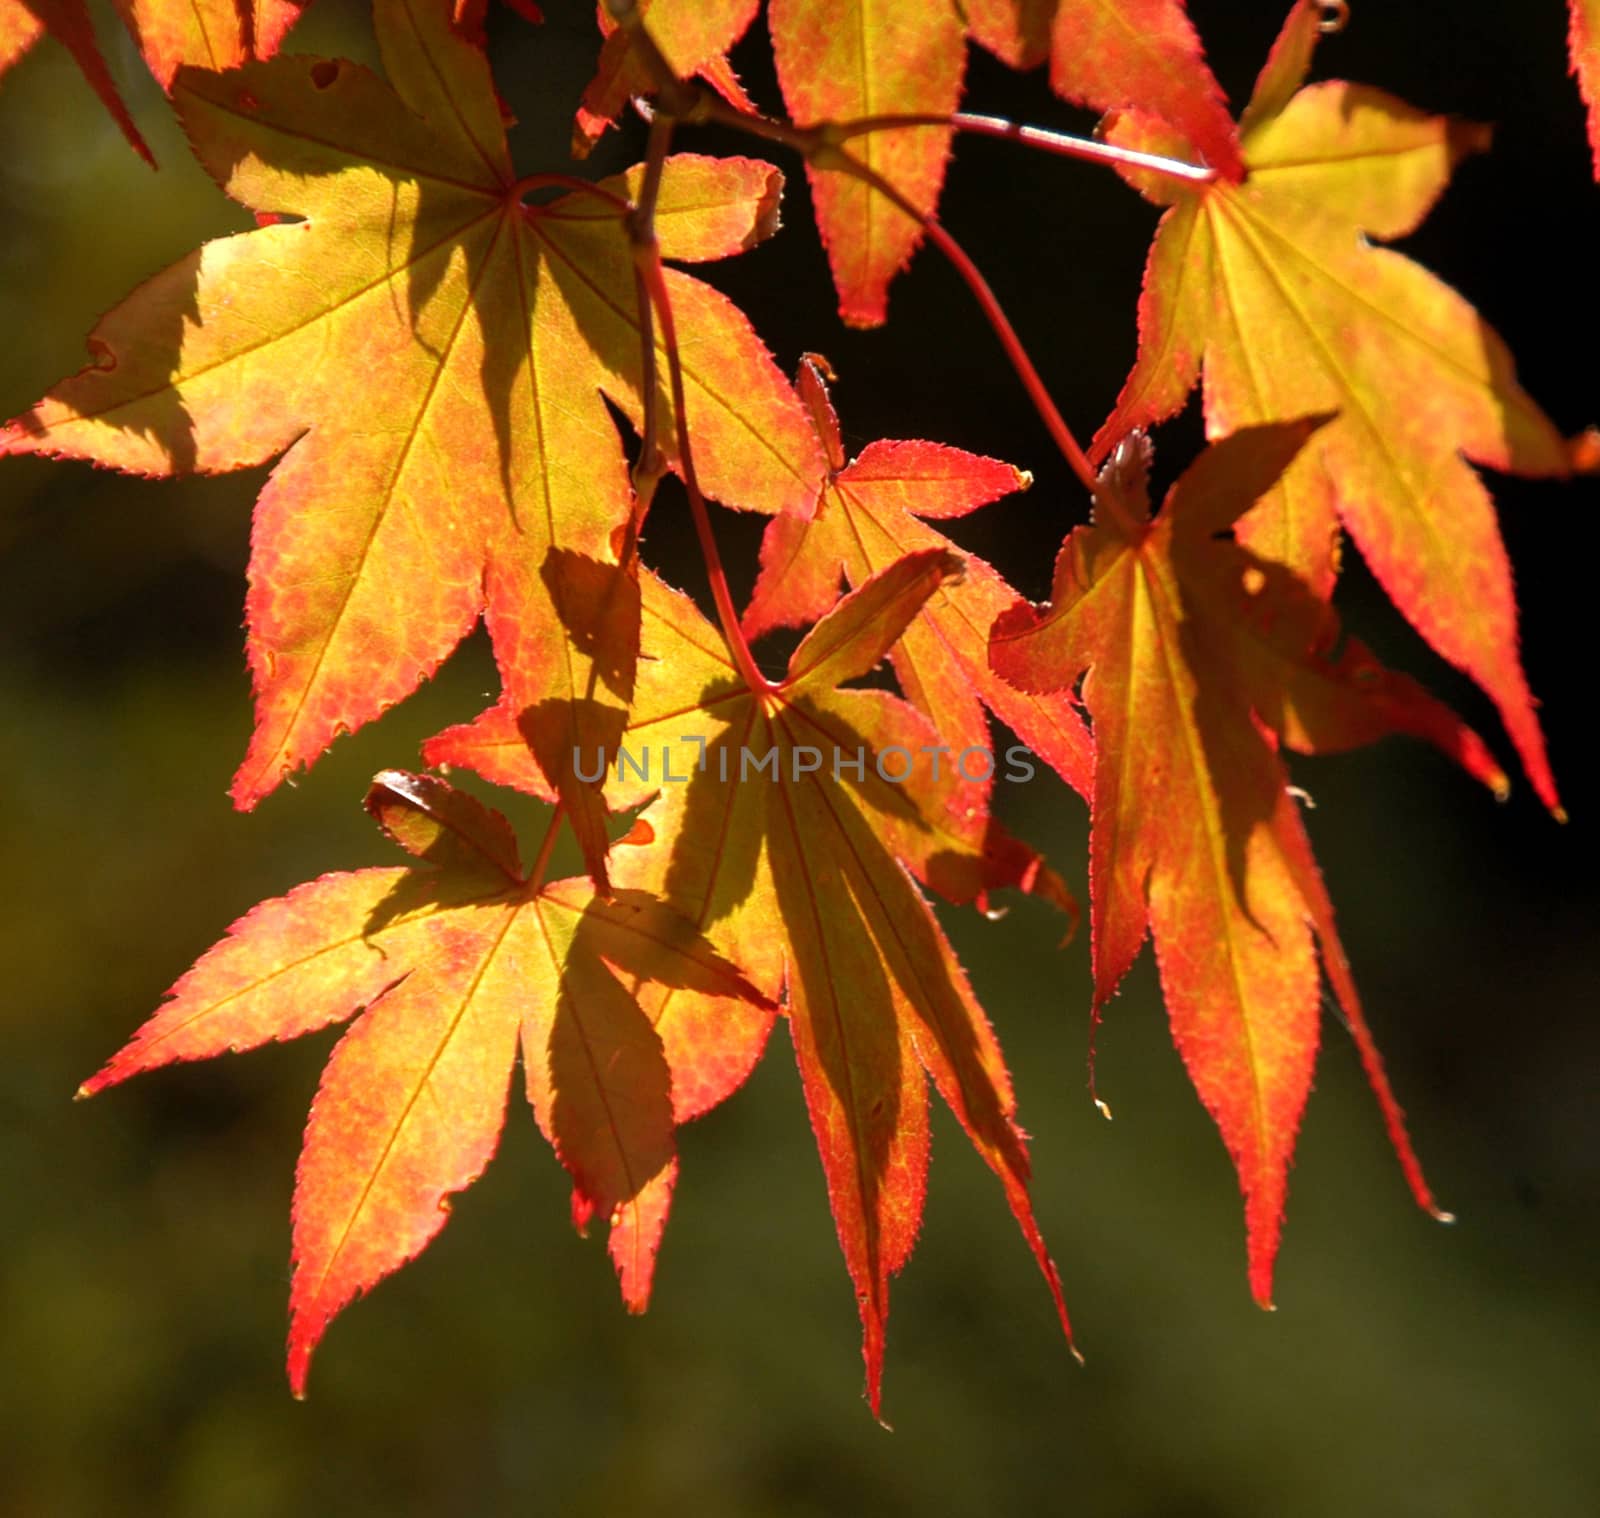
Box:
1;2;1595;1513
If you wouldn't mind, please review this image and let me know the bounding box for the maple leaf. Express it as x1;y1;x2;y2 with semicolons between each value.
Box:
574;0;758;157
1574;0;1600;177
744;356;1093;804
1093;0;1572;811
1;0;821;887
111;0;308;88
766;0;1239;325
78;770;776;1396
0;0;311;162
990;420;1510;1302
433;549;1077;1414
0;0;153;163
768;0;966;328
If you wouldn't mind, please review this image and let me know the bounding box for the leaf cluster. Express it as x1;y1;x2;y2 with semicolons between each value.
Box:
5;0;1595;1411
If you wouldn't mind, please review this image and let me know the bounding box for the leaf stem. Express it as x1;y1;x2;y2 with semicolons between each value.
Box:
914;209;1101;497
511;172;631;211
627;115;674;528
616;98;773;694
529;802;566;889
828;112;1217;185
639;250;774;695
817;152;1153;530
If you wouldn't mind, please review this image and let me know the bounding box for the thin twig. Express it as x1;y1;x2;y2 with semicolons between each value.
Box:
512;172;631;210
600;0;1148;531
830;111;1217;185
639;251;774;694
626;114;675;530
614;91;773;692
814;146;1144;533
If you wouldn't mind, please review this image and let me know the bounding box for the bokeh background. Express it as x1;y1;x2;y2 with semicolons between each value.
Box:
2;2;1596;1513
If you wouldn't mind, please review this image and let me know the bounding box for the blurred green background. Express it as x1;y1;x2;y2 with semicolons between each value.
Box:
2;2;1596;1513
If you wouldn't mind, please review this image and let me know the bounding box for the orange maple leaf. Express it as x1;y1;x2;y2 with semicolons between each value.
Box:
991;420;1509;1302
79;770;776;1396
1093;0;1572;811
744;355;1093;804
1;0;821;887
438;549;1074;1415
769;0;967;327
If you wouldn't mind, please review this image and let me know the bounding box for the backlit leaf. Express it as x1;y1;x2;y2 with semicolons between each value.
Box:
770;0;965;327
744;356;1094;805
992;423;1495;1300
111;0;308;88
1093;0;1571;810
79;770;774;1394
0;0;311;161
436;551;1076;1416
1;0;821;886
